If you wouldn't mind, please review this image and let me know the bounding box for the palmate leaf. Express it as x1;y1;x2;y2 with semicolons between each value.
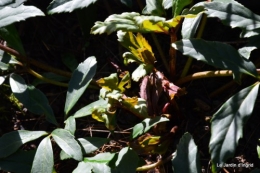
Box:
47;0;98;14
171;133;201;173
0;4;44;28
65;56;97;116
172;39;258;82
91;12;175;35
209;82;260;173
31;136;54;173
196;1;260;31
0;130;48;158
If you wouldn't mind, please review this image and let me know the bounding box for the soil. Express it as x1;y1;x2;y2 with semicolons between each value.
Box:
0;0;260;173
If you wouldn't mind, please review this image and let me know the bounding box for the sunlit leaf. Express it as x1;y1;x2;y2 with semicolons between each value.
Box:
73;99;108;118
64;116;76;135
78;137;109;154
47;0;98;14
132;117;169;139
0;150;35;173
0;0;26;8
172;39;258;82
52;129;82;161
60;150;71;160
172;133;201;173
118;71;131;92
182;13;203;39
142;0;165;16
92;110;117;131
31;136;53;173
96;73;119;91
115;147;139;173
121;97;149;119
0;5;44;28
65;56;97;116
10;74;58;125
172;0;193;17
209;83;260;173
132;64;154;82
0;130;48;158
257;141;260;159
238;35;260;59
91;12;173;35
73;162;92;173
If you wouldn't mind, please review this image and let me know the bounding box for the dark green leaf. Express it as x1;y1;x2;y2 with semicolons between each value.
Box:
64;116;76;135
0;150;35;173
31;136;54;173
32;72;69;86
78;137;109;154
52;129;82;161
10;74;58;125
0;130;48;158
172;39;258;82
115;147;139;173
73;99;108;118
0;5;44;28
120;0;132;7
209;83;260;173
238;35;260;59
61;53;78;72
65;56;97;116
172;0;192;17
132;117;169;139
47;0;98;14
172;133;201;173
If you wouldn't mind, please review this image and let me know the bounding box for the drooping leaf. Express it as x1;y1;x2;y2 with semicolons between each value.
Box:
182;13;203;39
131;117;169;139
115;147;139;173
209;83;260;173
0;24;26;55
78;137;109;154
172;39;258;82
172;0;193;17
142;0;165;16
52;129;82;161
10;74;58;125
201;1;260;31
65;56;97;116
121;97;149;119
64;116;76;135
0;130;48;158
31;136;54;173
172;133;201;173
73;99;108;118
238;35;260;59
91;12;174;35
0;5;44;28
0;150;35;173
0;0;26;8
47;0;98;14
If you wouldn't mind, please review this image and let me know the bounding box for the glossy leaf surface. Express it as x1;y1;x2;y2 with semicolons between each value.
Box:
209;83;260;173
65;56;97;116
10;74;58;125
47;0;98;14
78;137;109;154
0;130;47;158
31;136;53;173
0;0;26;8
172;39;258;81
172;133;201;173
52;129;82;161
64;116;76;135
238;35;260;59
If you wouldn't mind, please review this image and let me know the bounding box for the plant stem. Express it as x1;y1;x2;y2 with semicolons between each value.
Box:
180;14;207;78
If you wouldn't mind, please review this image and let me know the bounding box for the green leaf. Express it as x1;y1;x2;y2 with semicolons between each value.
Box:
73;162;92;173
32;72;69;86
31;136;54;173
73;99;108;118
257;142;260;159
96;73;119;91
172;39;258;82
142;0;165;16
202;1;260;31
10;74;58;126
132;64;154;82
181;13;203;39
0;150;35;173
209;83;260;173
0;0;26;8
84;152;115;163
52;129;82;161
78;137;109;154
0;5;44;28
171;133;201;173
64;116;76;135
0;76;6;85
238;35;260;59
60;150;72;160
61;53;78;72
115;147;139;173
47;0;98;14
121;97;149;119
65;56;97;116
131;117;169;139
172;0;193;17
0;130;48;158
0;24;26;55
91;12;173;35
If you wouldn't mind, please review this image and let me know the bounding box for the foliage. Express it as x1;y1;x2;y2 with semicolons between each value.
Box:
0;0;260;173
